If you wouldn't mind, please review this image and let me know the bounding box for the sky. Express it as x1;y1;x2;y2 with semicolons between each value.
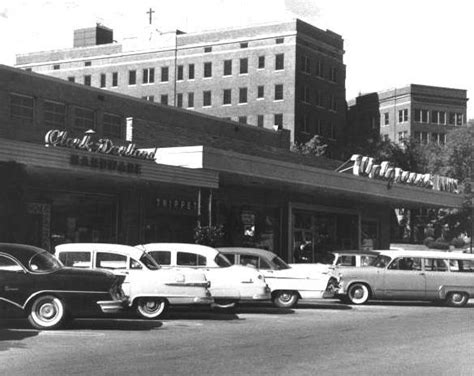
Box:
1;0;473;119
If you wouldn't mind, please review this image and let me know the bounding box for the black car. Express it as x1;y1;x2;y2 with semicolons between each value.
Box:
0;243;126;330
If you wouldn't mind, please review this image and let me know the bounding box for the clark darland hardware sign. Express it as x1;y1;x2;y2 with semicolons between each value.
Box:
45;130;157;175
348;154;458;193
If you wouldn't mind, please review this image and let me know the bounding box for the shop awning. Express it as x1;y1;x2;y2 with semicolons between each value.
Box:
0;139;219;189
151;145;464;209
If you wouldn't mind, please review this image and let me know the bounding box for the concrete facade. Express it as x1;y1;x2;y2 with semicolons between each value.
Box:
15;19;346;158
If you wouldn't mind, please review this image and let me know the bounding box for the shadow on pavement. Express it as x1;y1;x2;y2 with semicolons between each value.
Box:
68;318;163;331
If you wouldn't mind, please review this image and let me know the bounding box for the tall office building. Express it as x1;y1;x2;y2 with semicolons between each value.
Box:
347;84;468;148
16;19;346;157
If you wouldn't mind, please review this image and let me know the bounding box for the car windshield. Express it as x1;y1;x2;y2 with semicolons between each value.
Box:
140;253;160;270
29;251;63;273
271;256;290;270
371;255;392;268
215;253;232;267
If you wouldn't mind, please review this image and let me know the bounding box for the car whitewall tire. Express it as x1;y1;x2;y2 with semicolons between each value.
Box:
136;298;168;319
347;283;370;305
28;295;67;330
446;292;469;307
272;291;299;308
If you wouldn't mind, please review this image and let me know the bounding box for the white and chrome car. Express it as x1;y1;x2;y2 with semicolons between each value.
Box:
136;243;271;308
55;243;213;319
219;247;338;308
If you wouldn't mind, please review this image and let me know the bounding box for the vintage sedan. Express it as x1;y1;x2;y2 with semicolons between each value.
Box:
337;250;474;306
0;243;126;330
55;243;213;319
137;243;271;308
219;247;338;308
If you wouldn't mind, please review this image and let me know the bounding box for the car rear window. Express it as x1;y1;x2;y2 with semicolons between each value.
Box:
96;252;127;270
59;251;91;268
149;251;171;266
177;252;206;266
449;259;474;272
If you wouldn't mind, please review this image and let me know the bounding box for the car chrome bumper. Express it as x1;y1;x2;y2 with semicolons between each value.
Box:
97;299;126;313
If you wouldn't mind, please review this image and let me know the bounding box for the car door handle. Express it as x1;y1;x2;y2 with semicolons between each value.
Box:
419;272;425;276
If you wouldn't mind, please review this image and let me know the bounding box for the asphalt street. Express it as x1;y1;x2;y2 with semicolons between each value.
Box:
1;300;473;376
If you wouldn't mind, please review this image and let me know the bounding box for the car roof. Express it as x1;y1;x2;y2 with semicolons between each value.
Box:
331;250;380;256
55;243;146;260
138;243;219;257
378;249;474;260
217;247;277;260
0;243;48;265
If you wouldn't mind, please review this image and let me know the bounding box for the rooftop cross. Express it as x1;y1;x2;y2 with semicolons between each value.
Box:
146;8;155;25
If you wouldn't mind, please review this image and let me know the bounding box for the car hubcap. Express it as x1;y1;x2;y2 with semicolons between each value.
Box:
39;303;57;320
452;293;463;303
353;288;364;299
280;293;292;302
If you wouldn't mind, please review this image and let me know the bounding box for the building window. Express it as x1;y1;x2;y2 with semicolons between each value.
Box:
240;42;248;48
414;109;429;123
84;75;91;86
239;58;248;74
301;114;310;133
301;86;310;103
258;56;265;69
177;93;183;108
432;110;446;125
223;60;232;76
275;53;284;70
160;95;168;105
329;67;337;82
257;85;264;99
143;68;155;84
448;112;463;126
316;61;323;77
204;46;212;53
301;55;311;74
73;106;95;132
84;61;91;67
383;112;389;126
238;116;247;124
203;90;212;107
329;121;336;139
142;95;154;102
276;38;284;44
204;62;212;78
274;113;283;129
188;64;195;80
68;76;75;83
274;84;284;101
398;109;408;123
315;90;322;106
223;89;232;105
128;70;136;85
177;65;184;81
421;132;428;144
329;95;337;111
112;72;118;87
315;119;322;134
239;88;248;104
44;100;66;127
103;113;122;138
187;92;194;108
100;73;106;88
53;64;60;70
257;115;264;128
161;67;169;82
439;133;446;145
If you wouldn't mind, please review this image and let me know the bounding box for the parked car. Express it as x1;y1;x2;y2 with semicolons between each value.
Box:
322;250;379;268
136;243;271;308
336;250;474;306
218;247;338;308
55;243;213;319
0;243;126;330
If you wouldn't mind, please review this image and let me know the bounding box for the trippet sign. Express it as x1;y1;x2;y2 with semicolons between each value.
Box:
345;154;458;193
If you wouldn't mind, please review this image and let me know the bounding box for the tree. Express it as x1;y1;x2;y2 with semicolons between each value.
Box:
291;135;327;157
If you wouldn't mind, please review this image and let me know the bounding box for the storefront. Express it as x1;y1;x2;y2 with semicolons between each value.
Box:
0;137;218;251
152;145;465;262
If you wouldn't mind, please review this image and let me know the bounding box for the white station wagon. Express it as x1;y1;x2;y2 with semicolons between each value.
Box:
337;250;474;307
136;243;271;309
55;243;213;318
219;247;338;308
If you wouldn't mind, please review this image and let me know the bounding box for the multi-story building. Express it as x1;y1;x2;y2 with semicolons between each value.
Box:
15;19;346;157
347;84;468;148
